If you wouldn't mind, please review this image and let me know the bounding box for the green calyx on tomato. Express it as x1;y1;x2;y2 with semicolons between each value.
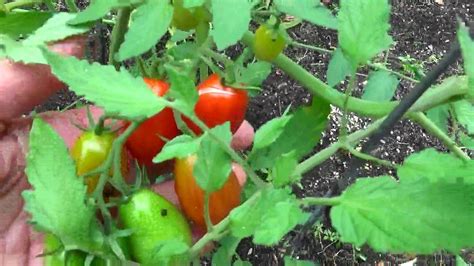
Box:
253;24;286;61
119;189;192;264
71;130;116;194
125;78;180;166
172;0;210;31
43;234;130;266
174;155;242;229
184;73;249;135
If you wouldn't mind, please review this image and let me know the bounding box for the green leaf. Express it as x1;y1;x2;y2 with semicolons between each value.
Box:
211;0;252;50
117;0;173;61
284;256;316;266
23;13;90;45
327;48;352;87
362;70;399;102
460;133;474;150
22;119;104;252
183;0;205;8
153;135;201;163
230;188;308;245
42;49;167;119
0;11;52;38
457;22;474;97
233;260;252;266
338;0;393;67
0;35;45;63
249;98;330;169
194;123;233;192
453;100;474;134
253;114;292;150
397;148;474;184
149;239;190;265
331;176;474;254
237;61;272;87
167;42;199;60
272;151;300;188
426;104;450;134
456;256;469;266
69;0;138;25
166;66;199;116
253;200;309;245
274;0;337;30
211;236;242;266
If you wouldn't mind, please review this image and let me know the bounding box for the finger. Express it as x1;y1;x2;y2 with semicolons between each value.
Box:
0;36;86;121
231;120;254;151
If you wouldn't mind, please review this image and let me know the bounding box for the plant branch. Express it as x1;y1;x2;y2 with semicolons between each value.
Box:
294;118;384;177
344;145;398;169
108;8;132;68
300;196;340;206
203;193;213;232
289;40;419;83
339;74;357;139
410;112;470;161
4;0;41;11
241;32;469;118
65;0;78;12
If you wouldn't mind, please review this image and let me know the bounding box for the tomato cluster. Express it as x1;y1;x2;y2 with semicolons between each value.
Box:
54;74;248;264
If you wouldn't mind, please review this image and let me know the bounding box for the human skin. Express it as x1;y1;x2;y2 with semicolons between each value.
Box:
0;37;253;265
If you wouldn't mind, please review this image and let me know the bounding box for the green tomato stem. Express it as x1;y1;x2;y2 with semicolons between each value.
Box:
294;118;384;177
289;40;419;83
188;190;262;258
196;22;210;81
65;0;78;12
242;32;469;118
410;112;470;161
108;7;132;69
4;0;41;11
300;196;340;206
344;145;399;169
339;74;357;140
203;192;214;232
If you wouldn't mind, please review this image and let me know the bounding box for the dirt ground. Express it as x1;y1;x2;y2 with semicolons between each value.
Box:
38;0;474;265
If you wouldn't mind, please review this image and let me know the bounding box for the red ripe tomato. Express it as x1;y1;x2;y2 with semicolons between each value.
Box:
174;155;242;229
184;74;248;135
125;78;180;166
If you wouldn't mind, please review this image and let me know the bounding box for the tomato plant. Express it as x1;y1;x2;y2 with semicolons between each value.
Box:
125;78;180;166
13;0;474;265
174;155;241;229
253;24;286;61
184;74;249;134
119;189;192;264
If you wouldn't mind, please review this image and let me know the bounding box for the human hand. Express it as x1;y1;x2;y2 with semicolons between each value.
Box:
0;37;254;265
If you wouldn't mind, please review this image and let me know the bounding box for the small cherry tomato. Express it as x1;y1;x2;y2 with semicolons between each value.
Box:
119;189;192;264
184;74;248;134
253;24;286;61
174;155;242;229
71;131;115;193
125;78;180;166
172;0;210;31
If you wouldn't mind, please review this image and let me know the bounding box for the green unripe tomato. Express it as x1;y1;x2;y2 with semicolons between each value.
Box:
172;0;210;31
43;234;86;266
119;189;192;264
253;24;286;61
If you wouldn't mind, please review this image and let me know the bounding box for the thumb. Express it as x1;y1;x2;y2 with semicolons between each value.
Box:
0;36;86;121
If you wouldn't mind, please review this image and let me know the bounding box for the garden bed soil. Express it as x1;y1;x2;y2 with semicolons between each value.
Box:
38;0;473;265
